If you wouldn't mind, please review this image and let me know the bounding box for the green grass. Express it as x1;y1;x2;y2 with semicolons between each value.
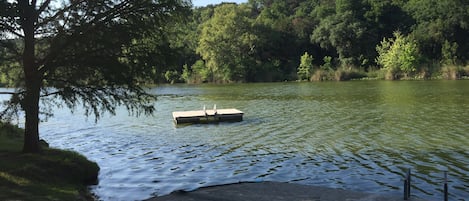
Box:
0;122;100;201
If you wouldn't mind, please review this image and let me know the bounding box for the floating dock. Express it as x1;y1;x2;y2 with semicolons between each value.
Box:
172;108;243;124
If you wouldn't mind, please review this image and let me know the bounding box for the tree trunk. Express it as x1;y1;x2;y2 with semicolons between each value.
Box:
22;75;41;153
21;2;41;153
22;83;41;153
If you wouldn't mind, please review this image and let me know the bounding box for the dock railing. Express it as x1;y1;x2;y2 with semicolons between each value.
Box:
403;168;450;201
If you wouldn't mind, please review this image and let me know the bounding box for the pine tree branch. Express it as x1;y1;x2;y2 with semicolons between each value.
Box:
37;1;138;75
0;91;21;95
0;22;24;38
37;0;51;14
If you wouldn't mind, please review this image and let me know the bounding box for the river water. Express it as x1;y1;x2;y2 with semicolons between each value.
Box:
34;80;469;200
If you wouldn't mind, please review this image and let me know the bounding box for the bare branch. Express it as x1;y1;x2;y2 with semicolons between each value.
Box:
0;22;25;38
36;0;86;29
0;91;20;95
40;90;61;97
37;0;51;14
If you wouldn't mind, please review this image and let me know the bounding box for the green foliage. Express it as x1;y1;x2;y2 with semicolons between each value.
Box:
164;70;181;84
0;62;22;87
441;40;459;66
2;0;469;88
181;64;191;83
1;0;190;152
321;56;334;71
404;0;469;62
189;60;210;83
132;0;469;81
197;4;258;82
376;32;421;78
0;39;22;87
311;0;367;67
297;52;314;81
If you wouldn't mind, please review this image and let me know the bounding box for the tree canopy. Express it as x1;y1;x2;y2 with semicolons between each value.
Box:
0;0;190;153
197;3;257;82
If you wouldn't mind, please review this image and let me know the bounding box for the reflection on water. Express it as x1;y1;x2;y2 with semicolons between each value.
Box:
34;80;469;201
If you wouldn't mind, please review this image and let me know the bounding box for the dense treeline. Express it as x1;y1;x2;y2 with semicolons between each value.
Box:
165;0;469;83
2;0;469;85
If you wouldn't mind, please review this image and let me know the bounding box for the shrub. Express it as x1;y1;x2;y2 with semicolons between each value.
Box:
321;56;333;71
335;68;367;81
441;40;458;66
181;64;191;83
376;31;421;79
310;70;334;81
164;70;181;84
441;65;468;80
191;60;210;83
297;52;314;81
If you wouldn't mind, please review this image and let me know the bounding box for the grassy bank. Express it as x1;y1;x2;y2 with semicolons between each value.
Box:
0;122;100;201
304;65;469;82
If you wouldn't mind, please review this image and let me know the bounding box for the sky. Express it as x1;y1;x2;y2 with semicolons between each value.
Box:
192;0;248;7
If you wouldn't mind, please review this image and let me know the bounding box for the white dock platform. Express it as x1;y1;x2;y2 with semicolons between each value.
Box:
172;109;243;124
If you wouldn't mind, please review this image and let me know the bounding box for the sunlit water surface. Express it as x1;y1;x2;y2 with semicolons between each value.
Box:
20;81;469;200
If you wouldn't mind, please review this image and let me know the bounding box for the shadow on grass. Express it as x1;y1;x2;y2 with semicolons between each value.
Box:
0;122;99;201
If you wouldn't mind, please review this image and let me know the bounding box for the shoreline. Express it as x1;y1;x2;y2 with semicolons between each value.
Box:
0;122;99;201
145;181;429;201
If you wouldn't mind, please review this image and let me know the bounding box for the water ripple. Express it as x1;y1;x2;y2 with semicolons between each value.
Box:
38;81;469;201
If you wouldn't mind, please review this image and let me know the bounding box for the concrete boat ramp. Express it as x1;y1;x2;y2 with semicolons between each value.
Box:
172;106;243;124
146;182;428;201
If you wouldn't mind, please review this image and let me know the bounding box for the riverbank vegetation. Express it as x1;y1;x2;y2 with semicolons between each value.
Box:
0;122;99;201
3;0;469;85
189;0;469;82
134;0;469;83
